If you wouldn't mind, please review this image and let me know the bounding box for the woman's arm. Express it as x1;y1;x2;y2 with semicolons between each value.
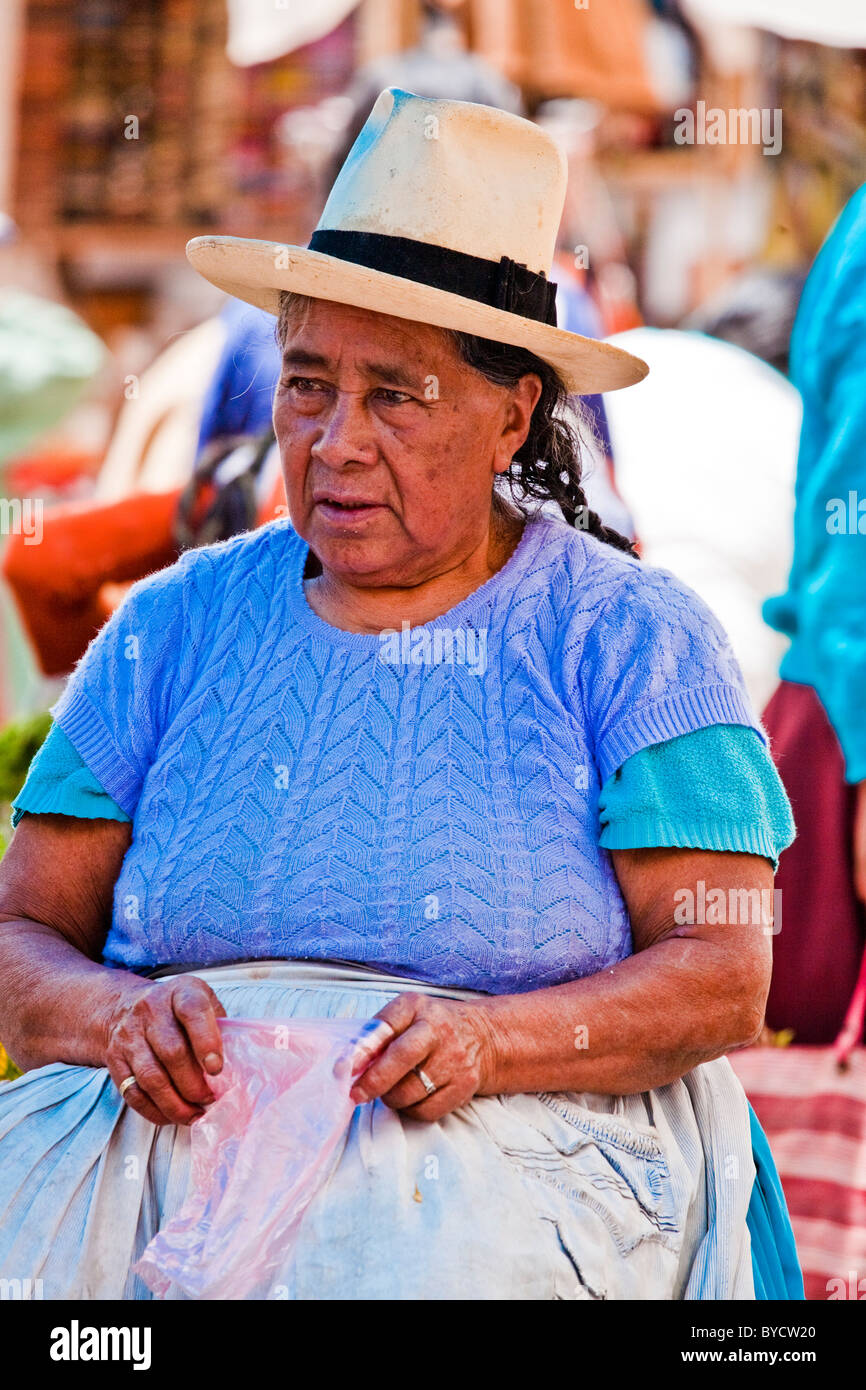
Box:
0;814;225;1125
354;848;773;1119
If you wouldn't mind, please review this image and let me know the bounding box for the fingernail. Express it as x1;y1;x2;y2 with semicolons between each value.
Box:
204;1053;222;1074
350;1086;366;1104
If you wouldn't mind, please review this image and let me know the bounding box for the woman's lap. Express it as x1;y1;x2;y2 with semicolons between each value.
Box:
0;962;756;1300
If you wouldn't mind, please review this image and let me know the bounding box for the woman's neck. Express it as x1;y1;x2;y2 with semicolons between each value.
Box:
303;506;525;634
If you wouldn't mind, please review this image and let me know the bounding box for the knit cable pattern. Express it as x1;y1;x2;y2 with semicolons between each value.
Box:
52;513;760;992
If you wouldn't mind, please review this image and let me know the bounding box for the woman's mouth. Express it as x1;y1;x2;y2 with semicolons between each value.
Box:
314;497;386;525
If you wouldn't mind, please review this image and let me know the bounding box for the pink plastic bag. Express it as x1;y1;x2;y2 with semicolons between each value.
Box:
133;1015;393;1300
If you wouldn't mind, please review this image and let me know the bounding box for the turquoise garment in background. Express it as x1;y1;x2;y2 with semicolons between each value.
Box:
763;183;866;783
14;720;794;872
748;1104;805;1300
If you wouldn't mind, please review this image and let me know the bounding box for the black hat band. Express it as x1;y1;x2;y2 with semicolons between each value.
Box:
308;228;558;327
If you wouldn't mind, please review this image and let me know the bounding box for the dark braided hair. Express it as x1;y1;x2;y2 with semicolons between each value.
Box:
275;292;636;556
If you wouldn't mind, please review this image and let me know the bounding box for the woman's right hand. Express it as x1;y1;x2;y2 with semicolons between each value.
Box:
104;976;227;1126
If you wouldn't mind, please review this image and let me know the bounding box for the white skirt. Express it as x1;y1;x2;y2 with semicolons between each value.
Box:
0;960;756;1300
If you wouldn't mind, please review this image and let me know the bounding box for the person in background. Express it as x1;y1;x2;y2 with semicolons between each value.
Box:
762;185;866;1044
682;267;807;379
194;297;281;455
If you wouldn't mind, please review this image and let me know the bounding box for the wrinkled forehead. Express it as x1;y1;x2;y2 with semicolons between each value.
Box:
277;295;463;377
278;293;450;350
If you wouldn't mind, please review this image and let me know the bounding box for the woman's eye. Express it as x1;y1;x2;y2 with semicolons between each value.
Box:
376;389;414;405
284;376;325;394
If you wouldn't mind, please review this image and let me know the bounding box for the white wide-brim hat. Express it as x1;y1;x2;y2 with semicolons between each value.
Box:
186;88;648;396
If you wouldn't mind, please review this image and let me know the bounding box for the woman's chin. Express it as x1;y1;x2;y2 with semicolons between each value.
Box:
309;533;408;585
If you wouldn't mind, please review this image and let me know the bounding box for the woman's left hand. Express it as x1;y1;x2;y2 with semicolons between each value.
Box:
350;992;499;1122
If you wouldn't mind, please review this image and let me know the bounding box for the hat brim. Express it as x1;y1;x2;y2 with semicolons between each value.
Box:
186;235;648;396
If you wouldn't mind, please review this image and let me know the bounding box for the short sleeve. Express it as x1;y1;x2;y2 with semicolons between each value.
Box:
48;550;211;818
598;724;795;869
11;722;131;827
576;564;762;784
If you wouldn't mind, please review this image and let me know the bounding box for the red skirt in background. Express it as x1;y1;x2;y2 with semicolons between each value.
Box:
762;679;866;1045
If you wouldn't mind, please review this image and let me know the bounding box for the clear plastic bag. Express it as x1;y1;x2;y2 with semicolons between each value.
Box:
134;1015;393;1300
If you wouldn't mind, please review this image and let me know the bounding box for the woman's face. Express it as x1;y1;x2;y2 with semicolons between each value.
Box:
273;299;540;588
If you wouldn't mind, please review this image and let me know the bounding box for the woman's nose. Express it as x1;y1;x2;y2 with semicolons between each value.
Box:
311;391;376;467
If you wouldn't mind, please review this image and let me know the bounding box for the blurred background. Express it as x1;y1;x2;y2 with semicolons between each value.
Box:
0;0;865;1298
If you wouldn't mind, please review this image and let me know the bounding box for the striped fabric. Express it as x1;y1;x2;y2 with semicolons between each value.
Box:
730;1047;866;1301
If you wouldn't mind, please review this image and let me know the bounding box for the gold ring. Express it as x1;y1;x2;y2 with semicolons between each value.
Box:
118;1075;137;1100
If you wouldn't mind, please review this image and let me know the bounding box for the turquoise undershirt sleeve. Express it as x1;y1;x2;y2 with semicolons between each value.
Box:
598;722;795;870
11;721;131;827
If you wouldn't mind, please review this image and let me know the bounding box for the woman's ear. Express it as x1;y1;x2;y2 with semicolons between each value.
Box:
494;374;543;475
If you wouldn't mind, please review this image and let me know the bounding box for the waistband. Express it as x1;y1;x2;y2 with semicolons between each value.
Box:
148;957;484;1003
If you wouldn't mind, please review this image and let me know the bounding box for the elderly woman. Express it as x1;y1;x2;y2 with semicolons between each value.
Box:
0;90;797;1300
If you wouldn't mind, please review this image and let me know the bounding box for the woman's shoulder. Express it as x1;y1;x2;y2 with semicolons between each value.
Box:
531;511;717;637
129;518;302;610
170;517;301;582
521;508;634;593
531;514;747;710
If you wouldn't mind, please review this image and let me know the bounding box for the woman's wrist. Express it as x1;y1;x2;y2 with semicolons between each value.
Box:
472;997;519;1096
88;970;155;1070
1;935;153;1073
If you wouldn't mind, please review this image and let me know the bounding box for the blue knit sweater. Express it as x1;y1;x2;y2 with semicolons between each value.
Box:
49;512;767;992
